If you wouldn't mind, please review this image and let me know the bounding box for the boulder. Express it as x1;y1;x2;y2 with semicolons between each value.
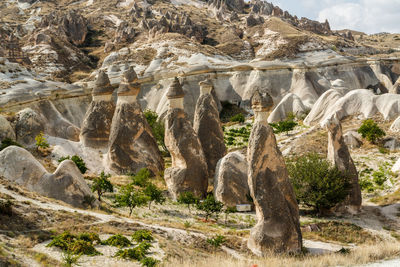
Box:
15;108;45;145
80;71;115;148
247;90;302;255
0;115;15;141
324;114;362;213
164;78;208;199
108;67;163;175
343;131;363;149
0;146;97;208
383;137;400;151
193;79;226;177
214;151;249;207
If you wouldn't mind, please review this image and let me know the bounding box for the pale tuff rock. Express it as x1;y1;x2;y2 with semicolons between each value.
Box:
80;71;116;148
107;67;163;175
164;78;208;199
247;90;302;255
34;100;81;142
343;131;363;149
268;93;307;123
0;115;16;141
15;108;46;145
193;79;226;177
214;151;250;206
324;114;362;213
0;146;98;208
390;115;400;132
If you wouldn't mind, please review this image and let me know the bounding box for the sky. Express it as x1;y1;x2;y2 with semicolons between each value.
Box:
269;0;400;34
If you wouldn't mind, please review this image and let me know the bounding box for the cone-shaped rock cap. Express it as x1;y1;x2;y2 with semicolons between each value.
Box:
167;77;185;99
117;67;140;96
251;90;273;111
199;78;213;88
93;70;114;96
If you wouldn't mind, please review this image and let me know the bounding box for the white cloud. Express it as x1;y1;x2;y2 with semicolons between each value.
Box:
270;0;400;34
317;0;400;33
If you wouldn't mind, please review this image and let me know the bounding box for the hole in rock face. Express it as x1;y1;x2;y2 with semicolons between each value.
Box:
202;37;219;47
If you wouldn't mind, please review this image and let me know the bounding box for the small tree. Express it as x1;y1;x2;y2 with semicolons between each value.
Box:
357;119;386;144
143;183;165;209
206;234;226;249
286;153;351;214
196;194;223;221
115;185;149;216
270;118;298;135
177;192;198;214
144;110;168;154
35;131;49;150
224;206;237;225
91;172;113;201
131;168;151;187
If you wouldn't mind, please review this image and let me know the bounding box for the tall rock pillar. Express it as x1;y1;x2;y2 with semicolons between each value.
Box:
247;90;302;255
107;67;164;175
164;77;208;199
193;78;226;177
80;70;115;148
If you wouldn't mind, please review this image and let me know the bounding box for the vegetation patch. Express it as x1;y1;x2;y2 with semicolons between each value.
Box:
132;230;154;243
0;138;22;151
46;231;101;256
287;153;351;214
102;234;132;248
302;221;381;244
115;241;152;261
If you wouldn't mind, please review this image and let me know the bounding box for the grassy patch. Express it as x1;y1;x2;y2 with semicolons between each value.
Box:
371;188;400;205
302;221;380;244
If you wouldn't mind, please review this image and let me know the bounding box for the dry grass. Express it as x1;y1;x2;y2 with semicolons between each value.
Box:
371;188;400;205
302;221;381;245
164;242;400;267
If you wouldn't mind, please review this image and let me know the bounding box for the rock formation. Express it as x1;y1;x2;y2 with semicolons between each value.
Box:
193;79;226;177
80;71;115;148
40;10;88;46
324;114;362;213
214;151;249;206
247;90;302;255
268;93;307;123
107;67;163;175
0;146;97;208
390;115;400;132
343;131;363;149
164;77;208;199
0;115;15;141
14;108;45;145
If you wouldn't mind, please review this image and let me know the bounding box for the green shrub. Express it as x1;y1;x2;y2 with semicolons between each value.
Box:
77;233;101;244
91;172;113;201
177;191;198;213
0;200;12;216
102;234;132;248
47;231;101;256
141;257;159;267
143;183;165;209
69;239;101;256
61;249;81;267
144;110;168;155
58;155;87;174
131;168;151;187
0;138;22;151
115;241;152;261
132;230;154;243
286;153;351;214
357;119;386;144
230;113;245;123
35;131;49;149
196;194;223;221
206;234;226;248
